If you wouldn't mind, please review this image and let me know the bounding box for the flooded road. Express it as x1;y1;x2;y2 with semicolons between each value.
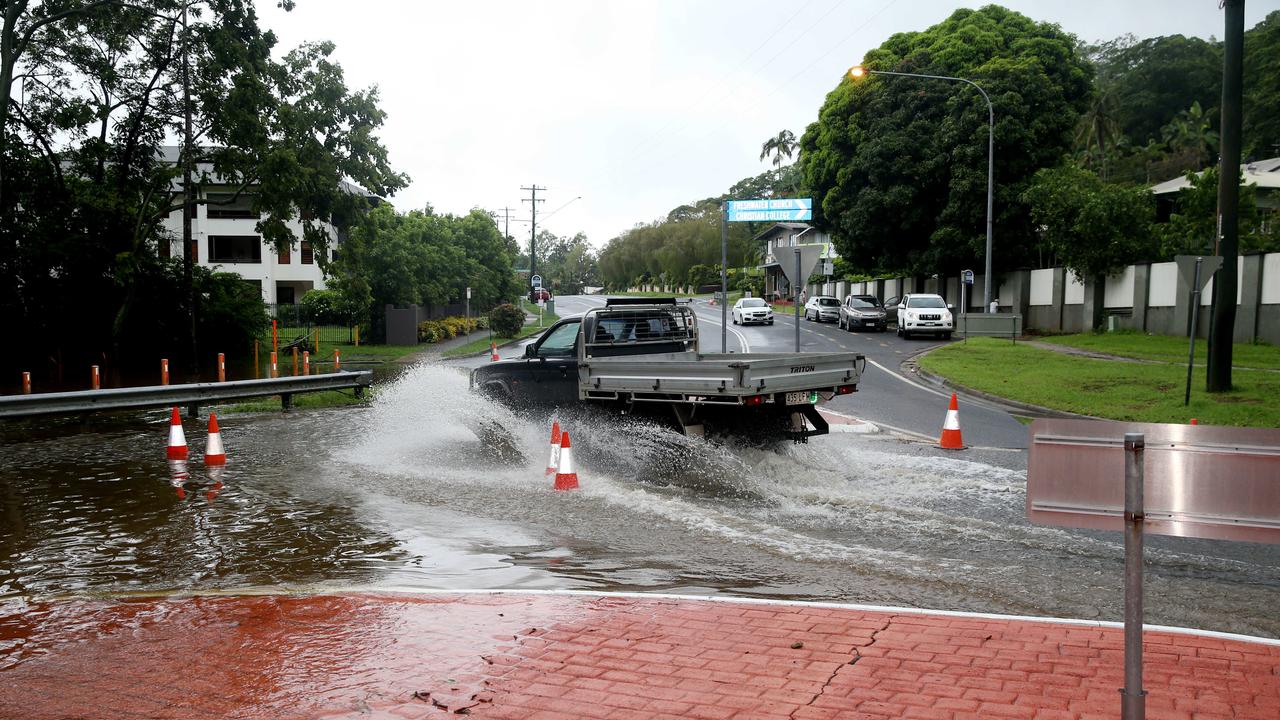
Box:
1;363;1278;638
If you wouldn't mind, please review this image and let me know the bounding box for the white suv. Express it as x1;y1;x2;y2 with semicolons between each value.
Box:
896;293;954;339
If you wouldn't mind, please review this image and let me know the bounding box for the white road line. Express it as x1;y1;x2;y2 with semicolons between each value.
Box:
696;303;750;353
865;357;952;400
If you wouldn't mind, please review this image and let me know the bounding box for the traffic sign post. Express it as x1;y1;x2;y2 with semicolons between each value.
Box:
1028;418;1280;720
725;198;813;222
961;269;974;339
723;198;815;353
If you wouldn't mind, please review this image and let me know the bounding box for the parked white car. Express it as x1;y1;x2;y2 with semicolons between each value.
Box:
803;295;841;322
732;297;774;325
896;293;954;339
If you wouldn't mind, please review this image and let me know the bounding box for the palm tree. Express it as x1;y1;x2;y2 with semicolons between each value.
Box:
760;130;798;169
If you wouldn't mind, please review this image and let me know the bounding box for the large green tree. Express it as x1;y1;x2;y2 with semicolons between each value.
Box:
0;0;405;377
800;5;1092;277
1243;10;1280;158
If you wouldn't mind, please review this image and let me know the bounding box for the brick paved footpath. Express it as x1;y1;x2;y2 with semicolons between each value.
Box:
1;591;1277;719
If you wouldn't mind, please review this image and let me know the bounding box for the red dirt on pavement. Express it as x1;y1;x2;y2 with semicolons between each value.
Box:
1;591;1277;719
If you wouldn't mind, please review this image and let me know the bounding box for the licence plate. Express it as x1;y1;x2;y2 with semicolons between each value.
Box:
785;391;814;406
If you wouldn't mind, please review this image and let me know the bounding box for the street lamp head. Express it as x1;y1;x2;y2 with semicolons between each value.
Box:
848;66;867;79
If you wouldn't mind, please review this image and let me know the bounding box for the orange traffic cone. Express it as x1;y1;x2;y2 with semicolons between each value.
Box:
166;407;188;460
554;431;579;491
939;393;964;450
204;413;227;466
490;342;500;362
545;420;562;476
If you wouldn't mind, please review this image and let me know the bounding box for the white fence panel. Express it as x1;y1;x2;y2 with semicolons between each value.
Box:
1104;266;1135;308
1149;262;1177;307
1264;254;1280;305
1064;273;1085;305
1030;269;1054;306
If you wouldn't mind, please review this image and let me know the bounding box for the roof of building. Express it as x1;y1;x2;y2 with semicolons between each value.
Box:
752;222;812;241
1151;157;1280;195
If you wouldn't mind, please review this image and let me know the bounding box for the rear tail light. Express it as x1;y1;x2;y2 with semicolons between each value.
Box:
836;384;856;395
744;395;765;406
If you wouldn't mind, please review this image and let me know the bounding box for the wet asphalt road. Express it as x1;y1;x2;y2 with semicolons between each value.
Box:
504;295;1031;451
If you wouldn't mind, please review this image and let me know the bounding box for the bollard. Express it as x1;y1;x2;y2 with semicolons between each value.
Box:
292;346;299;376
354;325;360;347
302;350;310;376
217;353;226;382
91;365;100;390
161;358;169;386
254;340;260;379
270;351;278;379
272;319;278;354
333;349;340;372
22;372;31;394
314;329;321;358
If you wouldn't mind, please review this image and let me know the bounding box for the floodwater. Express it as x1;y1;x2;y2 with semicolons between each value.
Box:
1;363;1277;639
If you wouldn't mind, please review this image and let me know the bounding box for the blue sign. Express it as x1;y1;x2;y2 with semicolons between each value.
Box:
962;269;975;285
726;198;812;222
531;274;542;288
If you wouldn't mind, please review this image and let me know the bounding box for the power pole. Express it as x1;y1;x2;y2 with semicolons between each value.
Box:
1208;0;1244;393
521;185;545;299
181;3;198;375
493;206;515;242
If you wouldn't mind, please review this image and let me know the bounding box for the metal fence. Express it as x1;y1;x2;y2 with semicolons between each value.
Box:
265;304;358;348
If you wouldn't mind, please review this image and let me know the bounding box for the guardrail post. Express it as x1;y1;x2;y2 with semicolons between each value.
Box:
217;353;226;382
91;365;100;390
281;392;293;412
1121;432;1147;720
22;372;31;394
161;358;169;386
187;403;199;419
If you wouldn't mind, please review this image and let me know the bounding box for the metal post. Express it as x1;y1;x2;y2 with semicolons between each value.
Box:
721;203;728;354
961;282;967;343
1185;258;1202;406
1121;432;1147;720
984;98;994;310
794;249;802;353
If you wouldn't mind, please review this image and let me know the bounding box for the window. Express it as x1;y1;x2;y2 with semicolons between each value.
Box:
300;240;314;265
205;192;258;219
907;296;946;309
209;235;262;263
278;244;291;264
740;298;767;308
537;320;580;357
277;286;296;305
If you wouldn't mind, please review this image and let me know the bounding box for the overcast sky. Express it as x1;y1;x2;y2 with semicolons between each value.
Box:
257;0;1277;250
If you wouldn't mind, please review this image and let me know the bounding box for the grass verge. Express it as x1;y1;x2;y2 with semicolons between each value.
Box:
223;388;372;413
441;325;547;359
918;337;1280;427
1040;332;1279;370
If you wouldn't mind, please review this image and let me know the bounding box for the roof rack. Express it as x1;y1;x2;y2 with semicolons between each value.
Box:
604;297;677;306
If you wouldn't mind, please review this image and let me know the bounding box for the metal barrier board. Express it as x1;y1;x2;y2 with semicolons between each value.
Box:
1027;418;1280;544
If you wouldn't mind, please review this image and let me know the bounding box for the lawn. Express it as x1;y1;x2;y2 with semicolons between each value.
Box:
918;337;1280;428
1040;332;1280;370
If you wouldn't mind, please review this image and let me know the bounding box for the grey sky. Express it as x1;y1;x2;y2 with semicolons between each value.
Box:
257;1;1277;250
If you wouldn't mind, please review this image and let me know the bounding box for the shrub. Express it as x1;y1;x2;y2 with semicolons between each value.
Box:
300;289;346;324
416;315;479;343
489;303;525;338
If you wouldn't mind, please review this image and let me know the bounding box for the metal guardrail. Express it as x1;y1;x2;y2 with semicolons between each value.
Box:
0;371;373;419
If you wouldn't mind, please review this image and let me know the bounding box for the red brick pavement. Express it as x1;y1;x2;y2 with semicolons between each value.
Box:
1;591;1277;719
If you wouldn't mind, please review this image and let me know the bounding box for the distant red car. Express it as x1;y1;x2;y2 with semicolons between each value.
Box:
531;288;552;302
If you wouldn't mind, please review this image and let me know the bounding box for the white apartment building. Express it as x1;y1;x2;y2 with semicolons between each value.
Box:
158;147;373;305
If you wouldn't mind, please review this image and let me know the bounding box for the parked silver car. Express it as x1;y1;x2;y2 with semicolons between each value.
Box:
803;295;841;322
838;294;887;332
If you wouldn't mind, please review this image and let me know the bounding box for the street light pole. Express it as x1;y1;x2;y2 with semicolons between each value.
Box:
850;67;995;308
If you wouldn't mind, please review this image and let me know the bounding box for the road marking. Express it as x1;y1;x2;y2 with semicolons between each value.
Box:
865;358;952;400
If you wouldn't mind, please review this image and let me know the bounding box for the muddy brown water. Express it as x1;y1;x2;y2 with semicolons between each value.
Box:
1;363;1277;640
